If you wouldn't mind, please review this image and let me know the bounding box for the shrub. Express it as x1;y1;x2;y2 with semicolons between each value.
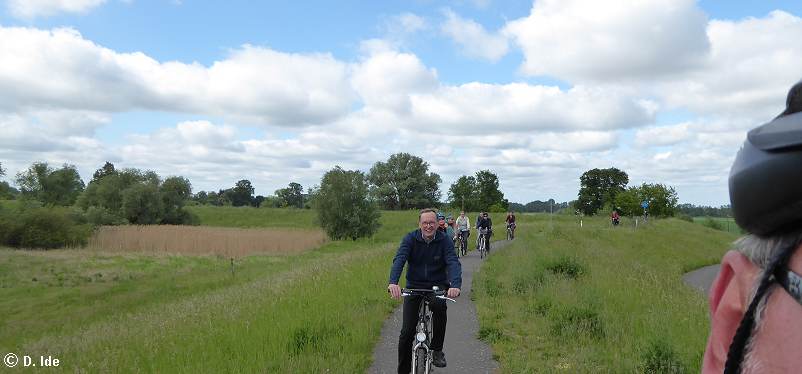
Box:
85;206;127;226
545;257;586;279
639;339;687;373
702;218;723;231
2;207;92;249
315;166;381;240
677;214;694;222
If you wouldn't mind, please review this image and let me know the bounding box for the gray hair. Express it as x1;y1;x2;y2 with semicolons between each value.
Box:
732;230;802;371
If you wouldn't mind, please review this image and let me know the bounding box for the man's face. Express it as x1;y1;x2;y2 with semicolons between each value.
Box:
744;249;802;371
419;212;437;238
460;212;464;217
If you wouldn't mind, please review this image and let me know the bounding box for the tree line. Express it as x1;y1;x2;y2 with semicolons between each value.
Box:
575;167;679;217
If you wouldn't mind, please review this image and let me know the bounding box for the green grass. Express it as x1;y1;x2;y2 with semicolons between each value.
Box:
692;216;744;234
0;207;424;372
473;213;735;373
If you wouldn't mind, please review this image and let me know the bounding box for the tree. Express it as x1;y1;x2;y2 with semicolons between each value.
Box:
91;162;116;183
0;162;4;177
15;162;85;206
228;179;255;207
613;188;641;217
122;183;164;224
276;182;304;208
316;166;381;240
367;153;441;210
475;170;506;211
160;176;193;224
448;175;478;211
637;183;678;217
576;167;629;215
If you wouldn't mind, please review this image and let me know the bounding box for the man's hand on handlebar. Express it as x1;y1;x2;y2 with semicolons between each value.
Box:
388;284;401;299
447;288;460;298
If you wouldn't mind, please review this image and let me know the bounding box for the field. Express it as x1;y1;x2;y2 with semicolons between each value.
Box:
87;225;327;256
473;213;735;372
0;207;734;372
692;216;744;234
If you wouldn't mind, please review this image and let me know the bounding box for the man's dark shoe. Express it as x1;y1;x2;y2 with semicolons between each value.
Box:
432;351;446;367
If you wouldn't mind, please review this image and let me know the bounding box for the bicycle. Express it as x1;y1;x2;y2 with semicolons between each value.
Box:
402;287;456;374
457;230;468;257
506;223;515;240
478;228;489;259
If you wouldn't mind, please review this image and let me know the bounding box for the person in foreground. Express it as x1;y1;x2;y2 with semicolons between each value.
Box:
703;81;802;373
388;208;462;373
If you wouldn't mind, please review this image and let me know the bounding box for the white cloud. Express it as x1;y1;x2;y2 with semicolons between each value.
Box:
351;49;438;112
441;9;509;62
6;0;106;18
504;0;710;81
409;83;655;131
634;123;691;147
0;26;355;126
658;10;802;121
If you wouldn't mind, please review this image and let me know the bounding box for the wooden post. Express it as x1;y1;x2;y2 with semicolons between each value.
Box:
230;257;235;277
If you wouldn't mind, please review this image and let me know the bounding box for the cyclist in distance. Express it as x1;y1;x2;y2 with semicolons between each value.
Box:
478;212;493;253
475;211;484;249
505;211;516;239
388;208;462;373
611;209;620;226
445;214;456;246
455;211;471;255
437;212;447;234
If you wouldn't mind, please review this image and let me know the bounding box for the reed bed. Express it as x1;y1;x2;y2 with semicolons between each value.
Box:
86;225;327;257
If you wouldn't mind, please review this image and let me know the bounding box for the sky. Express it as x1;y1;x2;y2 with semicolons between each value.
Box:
1;0;802;206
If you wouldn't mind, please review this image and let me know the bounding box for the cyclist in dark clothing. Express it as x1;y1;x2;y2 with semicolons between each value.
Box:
388;208;462;373
477;212;492;252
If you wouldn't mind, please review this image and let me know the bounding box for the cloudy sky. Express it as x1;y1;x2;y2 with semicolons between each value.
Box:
1;0;801;206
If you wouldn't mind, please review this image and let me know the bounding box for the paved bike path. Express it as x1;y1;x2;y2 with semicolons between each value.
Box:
682;264;721;296
368;240;512;374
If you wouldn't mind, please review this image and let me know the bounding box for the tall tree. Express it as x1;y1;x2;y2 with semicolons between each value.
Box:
316;166;380;240
0;162;4;177
276;182;304;208
15;162;85;206
475;170;505;211
367;153;441;210
576;167;629;215
229;179;255;207
91;162;116;183
448;175;478;211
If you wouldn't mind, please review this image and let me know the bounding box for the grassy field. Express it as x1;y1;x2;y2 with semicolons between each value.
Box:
692;216;744;234
1;205;731;372
473;213;735;372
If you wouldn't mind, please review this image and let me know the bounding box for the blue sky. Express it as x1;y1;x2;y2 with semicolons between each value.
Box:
1;0;802;206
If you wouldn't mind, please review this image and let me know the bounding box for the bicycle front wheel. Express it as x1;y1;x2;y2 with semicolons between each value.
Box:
414;348;428;374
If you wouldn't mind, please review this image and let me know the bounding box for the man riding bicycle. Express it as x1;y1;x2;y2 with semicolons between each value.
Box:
388;208;462;373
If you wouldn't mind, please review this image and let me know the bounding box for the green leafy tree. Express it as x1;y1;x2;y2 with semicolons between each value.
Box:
475;170;506;211
637;183;679;217
367;153;441;210
15;162;85;206
448;175;478;211
160;176;193;224
316;166;380;240
276;182;304;208
122;183;164;224
227;179;255;207
576;167;629;215
613;188;641;217
91;162;116;183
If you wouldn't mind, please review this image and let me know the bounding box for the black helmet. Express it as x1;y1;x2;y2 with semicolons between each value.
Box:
729;81;802;236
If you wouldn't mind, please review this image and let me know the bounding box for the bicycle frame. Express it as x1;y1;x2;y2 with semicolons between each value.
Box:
402;288;456;374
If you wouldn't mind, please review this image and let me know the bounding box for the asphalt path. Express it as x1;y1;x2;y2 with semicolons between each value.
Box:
368;239;512;374
682;264;721;296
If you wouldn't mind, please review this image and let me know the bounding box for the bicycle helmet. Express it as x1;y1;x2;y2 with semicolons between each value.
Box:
729;81;802;237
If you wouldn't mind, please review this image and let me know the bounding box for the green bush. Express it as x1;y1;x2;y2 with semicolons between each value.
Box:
702;218;723;231
639;339;687;373
677;214;694;222
315;166;381;240
85;206;127;226
0;207;92;249
545;257;586;279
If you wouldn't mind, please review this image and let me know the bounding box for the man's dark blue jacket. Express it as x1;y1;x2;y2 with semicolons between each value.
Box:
389;229;462;289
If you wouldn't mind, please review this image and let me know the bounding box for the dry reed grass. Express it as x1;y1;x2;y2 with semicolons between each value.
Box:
86;225;327;257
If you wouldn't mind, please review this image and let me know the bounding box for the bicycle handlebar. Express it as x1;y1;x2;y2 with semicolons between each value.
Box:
400;288;457;302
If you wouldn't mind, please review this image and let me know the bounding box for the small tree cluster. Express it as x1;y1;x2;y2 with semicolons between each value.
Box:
315;166;380;240
613;183;678;218
15;162;85;206
77;162;197;225
367;153;441;210
447;170;507;212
